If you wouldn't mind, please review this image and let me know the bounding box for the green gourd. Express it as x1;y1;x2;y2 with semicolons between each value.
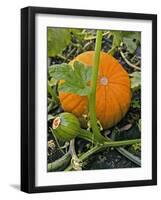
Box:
52;112;80;141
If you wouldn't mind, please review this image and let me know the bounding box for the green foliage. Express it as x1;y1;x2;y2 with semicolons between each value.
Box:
130;71;141;89
84;31;96;40
109;31;141;54
70;28;82;35
69;28;84;41
131;99;140;109
110;31;123;48
48;78;57;87
123;32;141;54
48;82;59;104
48;28;71;57
49;61;92;96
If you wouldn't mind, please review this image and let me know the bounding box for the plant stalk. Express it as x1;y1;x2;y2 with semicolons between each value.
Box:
65;138;141;171
88;30;105;143
48;152;71;172
116;147;141;166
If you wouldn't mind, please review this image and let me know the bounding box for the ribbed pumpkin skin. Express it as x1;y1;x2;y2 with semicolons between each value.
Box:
59;51;131;129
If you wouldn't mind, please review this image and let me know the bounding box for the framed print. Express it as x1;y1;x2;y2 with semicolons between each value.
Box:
21;6;157;193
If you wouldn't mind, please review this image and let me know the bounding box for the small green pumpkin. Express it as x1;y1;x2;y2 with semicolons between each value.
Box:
52;112;80;141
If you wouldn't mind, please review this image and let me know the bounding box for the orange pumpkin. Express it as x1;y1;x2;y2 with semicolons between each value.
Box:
59;51;131;129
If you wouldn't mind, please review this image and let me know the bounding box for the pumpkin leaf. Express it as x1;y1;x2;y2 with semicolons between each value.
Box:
109;31;141;54
59;83;91;96
109;31;132;47
49;63;73;81
73;61;92;82
123;32;141;54
49;61;92;96
130;72;141;89
48;28;71;57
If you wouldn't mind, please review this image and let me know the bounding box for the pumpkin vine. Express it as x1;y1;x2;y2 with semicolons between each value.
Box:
88;30;106;143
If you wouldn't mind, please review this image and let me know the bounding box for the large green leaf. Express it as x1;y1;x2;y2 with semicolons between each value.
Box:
109;31;141;54
49;61;92;96
123;32;141;54
48;28;71;57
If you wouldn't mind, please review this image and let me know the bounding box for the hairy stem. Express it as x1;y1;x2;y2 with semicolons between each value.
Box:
78;128;98;143
48;152;71;172
65;138;141;171
69;139;82;170
116;147;141;166
88;30;105;143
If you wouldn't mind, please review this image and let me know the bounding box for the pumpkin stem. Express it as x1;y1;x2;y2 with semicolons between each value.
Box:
70;139;82;170
88;30;106;143
64;137;141;171
100;76;108;85
52;117;61;129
